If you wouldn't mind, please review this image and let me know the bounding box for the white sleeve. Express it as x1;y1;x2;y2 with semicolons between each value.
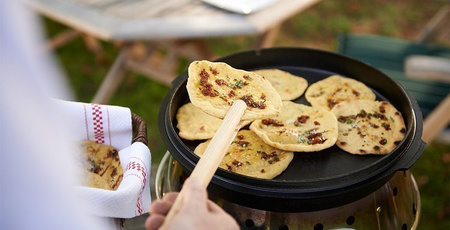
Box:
0;1;109;229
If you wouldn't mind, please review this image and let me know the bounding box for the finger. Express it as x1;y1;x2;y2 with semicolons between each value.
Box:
206;201;238;228
180;178;208;212
149;192;179;215
162;192;178;203
149;200;173;216
206;200;223;213
144;214;165;230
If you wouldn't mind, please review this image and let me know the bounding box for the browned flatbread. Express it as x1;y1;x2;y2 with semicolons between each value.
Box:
80;140;123;190
305;75;376;110
250;101;338;152
194;130;294;179
331;100;406;155
186;60;282;120
101;158;123;190
80;169;112;190
253;69;308;101
176;102;252;140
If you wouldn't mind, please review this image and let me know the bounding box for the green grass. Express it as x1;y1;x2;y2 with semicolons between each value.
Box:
41;0;449;228
411;143;450;230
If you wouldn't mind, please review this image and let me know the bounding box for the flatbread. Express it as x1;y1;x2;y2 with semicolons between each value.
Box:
250;101;338;152
194;130;294;179
253;69;308;101
187;60;282;120
80;169;112;190
176;102;251;140
305;75;376;110
101;157;123;190
80;140;123;190
331;100;406;155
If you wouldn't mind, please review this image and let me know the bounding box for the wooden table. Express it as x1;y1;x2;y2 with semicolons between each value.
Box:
28;0;321;103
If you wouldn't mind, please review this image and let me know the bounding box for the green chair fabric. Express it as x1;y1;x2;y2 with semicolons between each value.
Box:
337;34;450;118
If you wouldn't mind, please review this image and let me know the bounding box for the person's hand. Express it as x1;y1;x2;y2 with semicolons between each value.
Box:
145;178;239;230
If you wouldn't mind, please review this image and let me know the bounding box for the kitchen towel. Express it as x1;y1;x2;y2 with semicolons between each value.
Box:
56;100;151;218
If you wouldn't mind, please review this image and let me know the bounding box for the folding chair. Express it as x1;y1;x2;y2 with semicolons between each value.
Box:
337;34;450;144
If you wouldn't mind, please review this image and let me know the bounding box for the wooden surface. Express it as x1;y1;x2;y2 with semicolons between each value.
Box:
405;55;450;83
422;94;450;144
28;0;321;104
405;54;450;144
28;0;321;41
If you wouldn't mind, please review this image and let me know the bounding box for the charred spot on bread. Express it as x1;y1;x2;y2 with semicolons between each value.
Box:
80;140;123;190
194;130;294;179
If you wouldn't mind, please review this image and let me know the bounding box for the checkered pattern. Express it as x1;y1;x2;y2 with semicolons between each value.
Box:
57;100;149;218
126;160;147;215
91;104;105;144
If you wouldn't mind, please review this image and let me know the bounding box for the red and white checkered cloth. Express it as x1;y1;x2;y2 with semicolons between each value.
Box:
55;100;151;219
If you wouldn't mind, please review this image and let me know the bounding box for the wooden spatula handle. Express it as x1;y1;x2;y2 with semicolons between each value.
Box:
159;100;247;230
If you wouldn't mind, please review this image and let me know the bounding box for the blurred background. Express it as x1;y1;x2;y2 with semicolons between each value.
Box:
37;0;448;229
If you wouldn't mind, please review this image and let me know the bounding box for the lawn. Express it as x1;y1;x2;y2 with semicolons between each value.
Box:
41;0;448;229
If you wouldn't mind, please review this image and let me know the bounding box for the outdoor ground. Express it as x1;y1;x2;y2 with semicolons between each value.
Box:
41;0;449;229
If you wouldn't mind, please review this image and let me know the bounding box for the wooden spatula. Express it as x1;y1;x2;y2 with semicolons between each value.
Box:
159;60;282;229
159;100;247;229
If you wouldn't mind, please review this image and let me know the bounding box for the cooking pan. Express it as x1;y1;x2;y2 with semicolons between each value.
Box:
158;47;425;212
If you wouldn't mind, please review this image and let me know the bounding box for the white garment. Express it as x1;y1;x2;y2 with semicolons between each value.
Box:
0;1;107;229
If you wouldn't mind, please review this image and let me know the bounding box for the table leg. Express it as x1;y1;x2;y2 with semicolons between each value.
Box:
46;29;81;50
126;39;218;87
174;39;217;60
253;24;281;49
82;34;104;62
91;46;129;104
415;6;449;43
126;42;177;86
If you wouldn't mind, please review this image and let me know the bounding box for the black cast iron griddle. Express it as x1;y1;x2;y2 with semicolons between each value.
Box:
175;66;387;181
158;48;425;212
